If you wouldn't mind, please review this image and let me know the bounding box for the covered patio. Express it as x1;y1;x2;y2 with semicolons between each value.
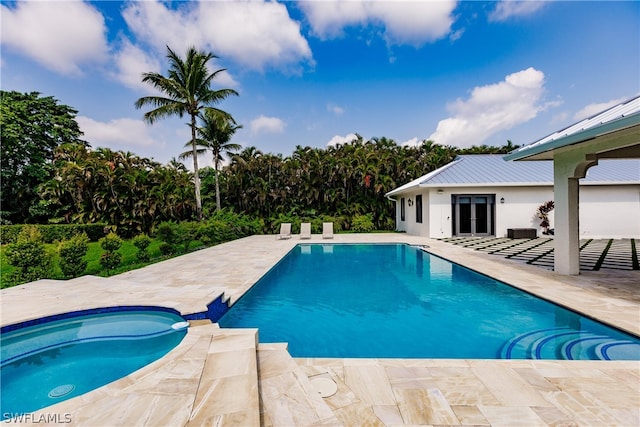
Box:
505;96;640;274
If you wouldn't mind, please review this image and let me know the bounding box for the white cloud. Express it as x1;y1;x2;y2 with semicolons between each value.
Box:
400;137;421;147
198;1;313;72
489;1;547;22
122;1;204;55
112;39;161;91
327;104;345;115
250;115;286;135
299;1;457;46
299;2;367;39
449;28;465;42
368;2;457;46
428;67;546;148
121;0;312;72
0;1;109;75
573;97;629;121
209;68;240;89
77;116;157;149
327;133;358;147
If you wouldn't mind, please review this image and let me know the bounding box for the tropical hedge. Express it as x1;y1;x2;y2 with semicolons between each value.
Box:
0;223;107;244
1;210;260;288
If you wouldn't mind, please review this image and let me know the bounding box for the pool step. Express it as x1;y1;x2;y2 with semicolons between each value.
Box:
186;327;260;426
257;343;341;426
501;328;640;360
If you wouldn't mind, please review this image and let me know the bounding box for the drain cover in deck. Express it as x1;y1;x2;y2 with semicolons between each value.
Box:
308;374;337;398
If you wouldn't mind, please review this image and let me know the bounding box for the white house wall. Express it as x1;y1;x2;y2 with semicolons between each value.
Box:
395;191;431;237
579;185;640;238
395;198;407;232
394;184;639;239
426;186;554;239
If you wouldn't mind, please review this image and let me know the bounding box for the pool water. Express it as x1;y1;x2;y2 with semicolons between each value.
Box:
218;244;640;360
1;309;187;415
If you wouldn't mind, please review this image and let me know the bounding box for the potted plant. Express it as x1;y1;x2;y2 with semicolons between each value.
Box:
536;200;555;235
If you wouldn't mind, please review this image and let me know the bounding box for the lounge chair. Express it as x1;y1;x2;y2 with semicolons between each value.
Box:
278;223;292;240
300;222;311;239
322;222;334;239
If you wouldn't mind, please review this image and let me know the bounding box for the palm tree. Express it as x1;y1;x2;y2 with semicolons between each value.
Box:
135;45;238;220
180;109;242;212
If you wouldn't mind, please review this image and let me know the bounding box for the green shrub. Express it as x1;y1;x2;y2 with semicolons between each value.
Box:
99;232;122;273
176;222;198;253
159;242;175;256
381;217;396;231
308;215;345;234
268;213;299;234
100;232;122;252
214;210;262;236
154;221;198;253
0;224;107;244
198;219;236;245
351;214;375;232
59;233;89;278
132;234;152;262
155;221;178;245
0;225;21;244
99;251;122;271
154;211;261;251
204;210;263;240
4;226;53;286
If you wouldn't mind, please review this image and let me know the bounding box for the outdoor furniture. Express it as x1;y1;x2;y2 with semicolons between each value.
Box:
507;228;537;239
278;223;292;240
300;222;311;239
322;222;334;239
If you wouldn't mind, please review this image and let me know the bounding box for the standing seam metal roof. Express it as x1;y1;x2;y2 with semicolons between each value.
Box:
385;155;639;196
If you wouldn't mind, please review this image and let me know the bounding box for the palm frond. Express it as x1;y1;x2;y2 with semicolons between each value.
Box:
178;148;207;160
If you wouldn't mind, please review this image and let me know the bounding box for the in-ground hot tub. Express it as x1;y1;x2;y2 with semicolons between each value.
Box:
1;307;188;416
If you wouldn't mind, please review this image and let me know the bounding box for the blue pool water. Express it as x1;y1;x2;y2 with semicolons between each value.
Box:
1;308;187;416
218;244;640;360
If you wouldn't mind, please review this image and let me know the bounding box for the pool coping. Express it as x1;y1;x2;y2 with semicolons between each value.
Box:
1;233;639;426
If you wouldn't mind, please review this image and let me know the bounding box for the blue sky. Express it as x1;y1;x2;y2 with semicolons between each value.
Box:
2;1;638;166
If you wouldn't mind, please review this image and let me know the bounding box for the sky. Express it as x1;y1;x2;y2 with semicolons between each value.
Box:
1;0;639;167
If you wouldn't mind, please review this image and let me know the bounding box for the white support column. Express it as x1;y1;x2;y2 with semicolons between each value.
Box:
553;152;597;275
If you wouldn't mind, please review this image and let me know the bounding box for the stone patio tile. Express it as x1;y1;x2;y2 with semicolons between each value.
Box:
3;234;639;426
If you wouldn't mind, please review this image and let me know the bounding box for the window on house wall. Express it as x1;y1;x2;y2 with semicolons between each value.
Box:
416;195;423;223
400;197;405;221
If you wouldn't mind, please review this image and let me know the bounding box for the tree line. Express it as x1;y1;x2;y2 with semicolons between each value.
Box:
2;115;513;235
1;45;517;236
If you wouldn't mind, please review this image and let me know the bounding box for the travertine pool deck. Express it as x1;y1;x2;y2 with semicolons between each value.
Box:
1;234;639;426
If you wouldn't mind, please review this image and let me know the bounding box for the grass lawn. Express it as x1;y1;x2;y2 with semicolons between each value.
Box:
1;239;204;288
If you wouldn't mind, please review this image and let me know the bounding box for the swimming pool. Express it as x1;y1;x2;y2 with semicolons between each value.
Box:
218;243;640;360
1;308;187;416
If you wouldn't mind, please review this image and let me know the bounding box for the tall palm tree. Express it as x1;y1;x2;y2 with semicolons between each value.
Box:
180;109;242;211
135;45;238;220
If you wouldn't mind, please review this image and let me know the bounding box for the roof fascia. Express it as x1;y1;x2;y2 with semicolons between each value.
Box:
390;181;636;192
385;157;462;197
503;113;640;161
418;182;552;188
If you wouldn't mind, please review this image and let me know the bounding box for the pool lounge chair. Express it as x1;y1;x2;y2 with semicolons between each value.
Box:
322;222;334;239
278;223;292;240
300;222;311;239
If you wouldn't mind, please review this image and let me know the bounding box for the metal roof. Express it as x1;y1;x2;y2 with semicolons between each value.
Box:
504;96;640;161
385;155;639;197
